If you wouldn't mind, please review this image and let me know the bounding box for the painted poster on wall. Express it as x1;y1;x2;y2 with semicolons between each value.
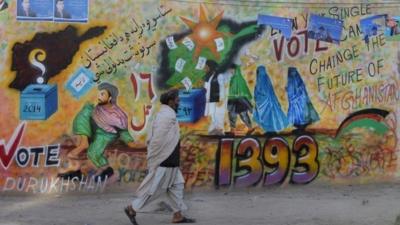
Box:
17;0;53;21
307;14;343;44
360;14;387;43
385;15;400;41
53;0;88;23
257;14;293;39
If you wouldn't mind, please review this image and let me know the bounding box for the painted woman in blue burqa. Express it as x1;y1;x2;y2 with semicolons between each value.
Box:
286;67;319;130
253;66;288;133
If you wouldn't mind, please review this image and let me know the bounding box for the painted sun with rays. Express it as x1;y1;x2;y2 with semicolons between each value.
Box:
180;4;225;59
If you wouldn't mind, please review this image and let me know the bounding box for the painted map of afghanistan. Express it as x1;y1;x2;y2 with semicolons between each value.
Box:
9;25;106;91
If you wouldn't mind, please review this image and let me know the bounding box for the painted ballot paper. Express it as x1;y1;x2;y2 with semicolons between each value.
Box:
65;67;95;99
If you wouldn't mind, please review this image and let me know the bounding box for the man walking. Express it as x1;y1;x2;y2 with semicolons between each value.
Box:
124;89;195;224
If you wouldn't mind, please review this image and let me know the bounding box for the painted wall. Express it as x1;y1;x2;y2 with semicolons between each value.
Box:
0;0;399;194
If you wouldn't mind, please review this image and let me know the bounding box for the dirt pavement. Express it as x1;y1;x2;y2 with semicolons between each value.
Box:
1;182;400;225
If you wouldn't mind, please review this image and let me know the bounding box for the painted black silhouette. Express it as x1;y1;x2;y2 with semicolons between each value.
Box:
10;25;107;91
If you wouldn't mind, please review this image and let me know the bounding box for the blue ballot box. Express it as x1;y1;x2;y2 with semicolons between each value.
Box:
177;88;206;123
20;84;58;120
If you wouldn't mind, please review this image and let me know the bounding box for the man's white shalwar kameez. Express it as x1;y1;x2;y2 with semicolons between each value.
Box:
131;105;187;213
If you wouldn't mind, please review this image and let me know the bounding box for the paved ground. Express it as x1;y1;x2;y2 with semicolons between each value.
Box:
1;182;400;225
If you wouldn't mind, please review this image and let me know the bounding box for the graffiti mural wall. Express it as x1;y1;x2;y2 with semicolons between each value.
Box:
0;0;399;193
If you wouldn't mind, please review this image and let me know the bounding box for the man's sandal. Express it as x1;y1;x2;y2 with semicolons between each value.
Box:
124;206;138;225
173;217;196;223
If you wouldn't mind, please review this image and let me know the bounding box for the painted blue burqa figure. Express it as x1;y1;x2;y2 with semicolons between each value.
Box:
286;67;319;129
253;66;288;132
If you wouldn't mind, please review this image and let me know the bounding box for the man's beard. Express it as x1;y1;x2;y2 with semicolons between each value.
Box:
98;100;108;105
172;104;179;112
